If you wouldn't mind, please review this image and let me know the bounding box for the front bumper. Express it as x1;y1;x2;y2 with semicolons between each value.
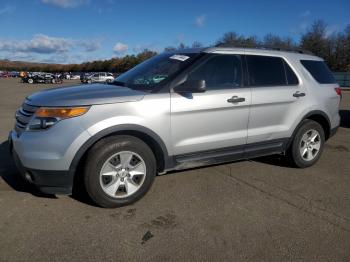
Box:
9;131;74;195
8;121;90;194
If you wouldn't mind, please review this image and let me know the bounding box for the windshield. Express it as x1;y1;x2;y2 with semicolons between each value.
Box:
112;53;199;90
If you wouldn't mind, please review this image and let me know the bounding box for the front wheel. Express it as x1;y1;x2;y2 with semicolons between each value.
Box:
27;78;34;84
286;119;325;168
84;135;157;208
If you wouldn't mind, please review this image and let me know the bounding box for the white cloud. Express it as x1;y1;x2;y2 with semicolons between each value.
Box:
80;39;101;52
0;5;15;15
0;34;104;64
0;34;71;54
41;0;87;8
0;34;101;55
195;14;206;27
26;34;72;53
113;42;128;53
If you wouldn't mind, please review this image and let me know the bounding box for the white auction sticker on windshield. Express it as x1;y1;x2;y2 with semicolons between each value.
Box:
169;55;190;61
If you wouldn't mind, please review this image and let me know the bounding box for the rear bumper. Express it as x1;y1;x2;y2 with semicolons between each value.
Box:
9;131;74;195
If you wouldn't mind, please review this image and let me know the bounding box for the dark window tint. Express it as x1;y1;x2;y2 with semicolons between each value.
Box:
300;60;336;84
187;55;242;90
246;55;286;86
284;61;299;85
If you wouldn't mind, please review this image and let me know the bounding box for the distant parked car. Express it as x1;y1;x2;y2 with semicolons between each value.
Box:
81;72;114;84
0;72;11;78
70;74;81;80
22;73;62;84
10;71;20;78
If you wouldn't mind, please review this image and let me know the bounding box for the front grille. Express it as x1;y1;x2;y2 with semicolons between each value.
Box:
15;101;39;135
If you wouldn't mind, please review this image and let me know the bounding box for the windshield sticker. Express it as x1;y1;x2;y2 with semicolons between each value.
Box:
169;55;190;62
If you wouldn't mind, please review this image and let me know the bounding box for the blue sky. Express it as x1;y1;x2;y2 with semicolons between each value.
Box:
0;0;349;64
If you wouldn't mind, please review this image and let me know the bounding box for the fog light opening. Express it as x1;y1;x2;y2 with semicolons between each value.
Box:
24;172;35;183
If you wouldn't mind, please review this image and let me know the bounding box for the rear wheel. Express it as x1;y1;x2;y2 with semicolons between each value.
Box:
84;135;156;208
286;119;325;168
27;78;34;84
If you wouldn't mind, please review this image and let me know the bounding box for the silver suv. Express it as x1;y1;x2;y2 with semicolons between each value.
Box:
9;47;341;207
81;72;114;84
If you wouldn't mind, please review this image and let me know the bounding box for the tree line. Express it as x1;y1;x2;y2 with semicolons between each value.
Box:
1;20;349;73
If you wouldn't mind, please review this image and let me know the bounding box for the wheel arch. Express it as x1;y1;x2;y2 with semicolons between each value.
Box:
302;110;331;140
70;124;170;177
287;110;331;150
69;124;171;179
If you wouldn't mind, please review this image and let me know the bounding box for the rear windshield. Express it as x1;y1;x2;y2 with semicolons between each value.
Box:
300;60;336;84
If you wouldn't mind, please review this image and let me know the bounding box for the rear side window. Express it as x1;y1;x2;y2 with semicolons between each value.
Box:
246;55;298;86
300;60;336;84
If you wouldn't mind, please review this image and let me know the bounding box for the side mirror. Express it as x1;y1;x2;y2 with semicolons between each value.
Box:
174;79;206;93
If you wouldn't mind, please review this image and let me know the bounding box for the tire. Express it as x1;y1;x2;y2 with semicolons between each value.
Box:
84;135;157;208
51;79;56;84
286;119;325;168
106;79;112;84
87;79;92;84
27;78;34;84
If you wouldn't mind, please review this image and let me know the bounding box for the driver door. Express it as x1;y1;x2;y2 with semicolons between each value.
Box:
170;54;251;156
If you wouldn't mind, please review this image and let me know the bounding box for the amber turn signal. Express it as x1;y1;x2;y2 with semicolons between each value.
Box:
35;107;89;118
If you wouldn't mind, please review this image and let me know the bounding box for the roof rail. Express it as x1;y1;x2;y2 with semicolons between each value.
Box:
214;43;314;55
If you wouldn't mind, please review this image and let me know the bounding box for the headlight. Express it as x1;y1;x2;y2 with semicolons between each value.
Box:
27;106;90;131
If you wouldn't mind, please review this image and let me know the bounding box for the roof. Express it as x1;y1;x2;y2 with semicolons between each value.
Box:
165;46;322;61
202;46;322;61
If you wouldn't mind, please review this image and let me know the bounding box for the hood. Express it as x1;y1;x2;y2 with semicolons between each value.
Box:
26;83;147;107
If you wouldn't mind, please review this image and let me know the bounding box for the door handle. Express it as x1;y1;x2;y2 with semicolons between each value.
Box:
227;96;245;103
293;91;306;98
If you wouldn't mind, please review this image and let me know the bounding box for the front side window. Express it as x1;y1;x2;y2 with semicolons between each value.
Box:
186;55;242;90
246;55;286;86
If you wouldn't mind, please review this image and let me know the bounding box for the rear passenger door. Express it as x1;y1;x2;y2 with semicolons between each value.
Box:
245;55;305;147
171;54;251;156
91;73;100;82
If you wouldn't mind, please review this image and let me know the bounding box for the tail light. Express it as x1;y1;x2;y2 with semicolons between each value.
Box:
335;87;342;97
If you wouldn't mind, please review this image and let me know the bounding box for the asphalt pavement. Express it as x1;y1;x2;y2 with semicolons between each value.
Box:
0;78;350;261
